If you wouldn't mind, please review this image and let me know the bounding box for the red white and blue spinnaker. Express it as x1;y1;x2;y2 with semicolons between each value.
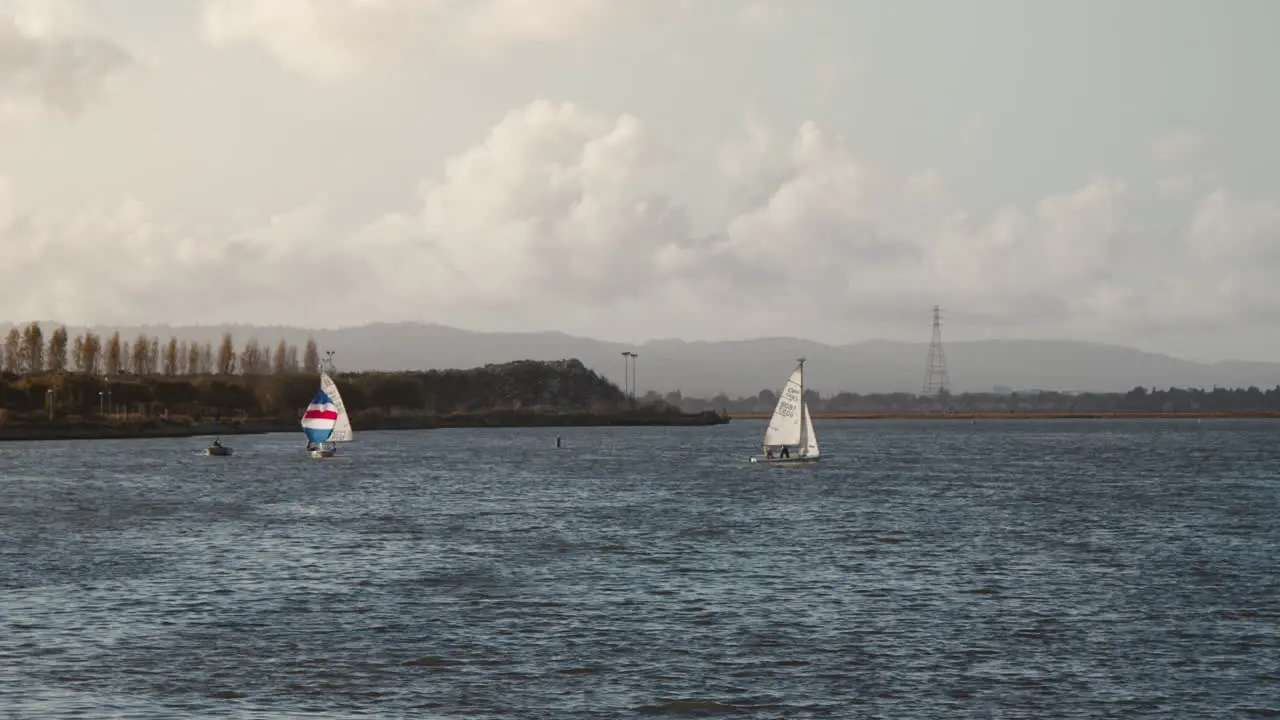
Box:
302;391;339;444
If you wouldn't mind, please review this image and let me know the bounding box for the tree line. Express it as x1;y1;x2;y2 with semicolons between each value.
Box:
1;323;323;377
0;356;628;421
664;385;1280;414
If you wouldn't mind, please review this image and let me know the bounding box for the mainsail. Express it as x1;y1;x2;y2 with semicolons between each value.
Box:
320;372;353;442
762;361;806;450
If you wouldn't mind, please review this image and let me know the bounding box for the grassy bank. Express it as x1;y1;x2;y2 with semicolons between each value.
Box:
0;408;730;442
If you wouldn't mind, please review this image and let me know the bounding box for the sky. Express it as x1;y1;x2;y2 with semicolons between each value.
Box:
1;0;1279;361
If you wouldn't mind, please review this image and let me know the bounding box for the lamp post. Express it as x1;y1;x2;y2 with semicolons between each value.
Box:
620;351;631;399
46;388;53;422
99;390;105;416
631;352;639;403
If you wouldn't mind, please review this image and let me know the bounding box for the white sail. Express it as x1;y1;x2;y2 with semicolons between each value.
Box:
802;402;820;457
762;362;805;449
320;371;354;443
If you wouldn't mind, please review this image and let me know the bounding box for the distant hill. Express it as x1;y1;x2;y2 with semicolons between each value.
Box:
4;321;1279;396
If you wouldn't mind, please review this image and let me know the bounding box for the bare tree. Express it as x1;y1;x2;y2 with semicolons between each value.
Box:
83;332;102;374
240;337;267;375
46;326;69;372
199;343;214;375
163;337;179;375
149;337;160;375
303;337;320;373
72;332;102;374
72;334;86;373
285;344;300;372
20;322;44;373
121;340;133;374
272;339;288;374
216;333;236;375
185;342;200;375
176;340;189;374
132;334;151;375
3;328;20;372
105;332;122;376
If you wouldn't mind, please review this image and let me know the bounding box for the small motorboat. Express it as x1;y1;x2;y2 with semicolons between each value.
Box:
204;438;233;456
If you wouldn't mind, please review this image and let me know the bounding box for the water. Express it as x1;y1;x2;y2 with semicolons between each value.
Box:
1;419;1277;719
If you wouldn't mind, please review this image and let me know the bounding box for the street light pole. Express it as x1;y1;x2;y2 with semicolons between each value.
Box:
46;389;53;421
99;391;104;416
631;353;639;402
620;351;630;399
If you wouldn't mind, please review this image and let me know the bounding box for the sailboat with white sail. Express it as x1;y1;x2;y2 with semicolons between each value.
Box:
301;371;354;458
749;357;822;465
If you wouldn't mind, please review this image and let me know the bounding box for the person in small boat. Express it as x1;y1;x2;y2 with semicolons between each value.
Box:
779;445;790;458
765;448;775;459
211;438;222;448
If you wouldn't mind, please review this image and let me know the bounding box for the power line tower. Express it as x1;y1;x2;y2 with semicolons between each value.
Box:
922;305;951;396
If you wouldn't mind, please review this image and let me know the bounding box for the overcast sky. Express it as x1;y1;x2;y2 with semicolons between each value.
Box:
2;0;1278;360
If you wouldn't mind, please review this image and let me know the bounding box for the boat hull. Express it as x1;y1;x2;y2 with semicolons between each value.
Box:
308;447;337;459
749;455;822;465
204;447;233;456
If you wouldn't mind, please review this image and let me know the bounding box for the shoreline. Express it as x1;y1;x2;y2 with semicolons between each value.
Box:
0;409;730;442
729;411;1280;420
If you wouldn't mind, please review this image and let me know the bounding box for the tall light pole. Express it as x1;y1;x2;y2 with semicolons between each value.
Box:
46;388;53;422
620;351;631;399
324;350;335;373
631;352;639;402
99;390;105;416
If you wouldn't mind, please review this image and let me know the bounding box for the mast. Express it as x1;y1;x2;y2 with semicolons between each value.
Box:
796;357;807;453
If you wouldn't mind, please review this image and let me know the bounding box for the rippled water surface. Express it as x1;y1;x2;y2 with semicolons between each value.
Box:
2;419;1278;718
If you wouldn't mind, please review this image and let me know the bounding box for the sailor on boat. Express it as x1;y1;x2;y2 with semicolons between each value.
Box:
212;437;223;449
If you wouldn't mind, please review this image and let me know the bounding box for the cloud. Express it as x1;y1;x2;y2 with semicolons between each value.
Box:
361;100;691;311
739;1;789;26
0;0;130;124
200;0;673;81
959;111;985;146
200;0;437;82
1151;131;1208;165
454;0;621;48
4;99;1280;344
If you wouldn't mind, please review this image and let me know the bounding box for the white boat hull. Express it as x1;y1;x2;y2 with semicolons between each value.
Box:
750;454;822;465
308;446;337;459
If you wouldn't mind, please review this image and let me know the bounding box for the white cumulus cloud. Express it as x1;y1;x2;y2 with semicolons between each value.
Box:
362;100;692;312
0;0;130;124
3;99;1280;345
200;0;674;81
